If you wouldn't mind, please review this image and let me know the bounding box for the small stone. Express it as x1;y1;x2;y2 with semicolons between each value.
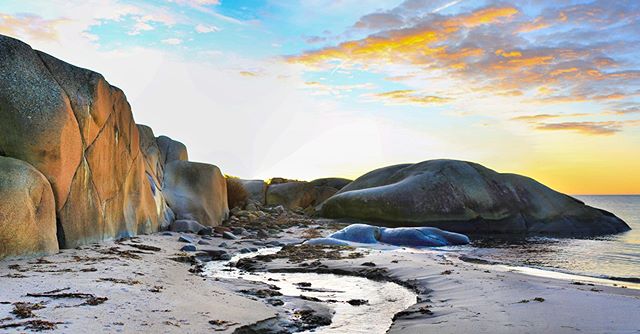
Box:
219;242;229;248
180;244;197;252
249;247;259;252
161;232;173;236
198;227;214;236
198;240;210;245
240;248;251;254
232;227;247;235
179;236;195;243
223;232;239;240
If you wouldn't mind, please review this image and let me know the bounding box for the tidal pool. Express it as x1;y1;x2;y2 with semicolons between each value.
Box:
205;248;417;333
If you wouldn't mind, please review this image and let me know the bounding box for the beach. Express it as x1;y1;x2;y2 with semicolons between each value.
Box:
1;215;639;333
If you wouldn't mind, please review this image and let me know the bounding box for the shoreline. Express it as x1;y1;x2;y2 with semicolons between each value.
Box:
1;219;640;333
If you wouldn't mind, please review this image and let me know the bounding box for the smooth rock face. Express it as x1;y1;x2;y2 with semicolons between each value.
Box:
0;35;83;211
265;177;352;209
0;157;59;258
0;34;159;248
321;159;631;237
309;223;469;247
239;179;268;205
157;135;188;166
266;181;315;209
163;161;229;227
137;124;175;230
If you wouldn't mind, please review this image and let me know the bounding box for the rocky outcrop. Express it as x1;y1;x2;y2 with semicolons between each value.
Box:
265;177;352;210
0;34;160;248
321;159;630;237
0;157;59;258
0;34;228;259
163;161;229;227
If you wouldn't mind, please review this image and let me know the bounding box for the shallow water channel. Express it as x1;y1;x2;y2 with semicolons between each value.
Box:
204;248;417;333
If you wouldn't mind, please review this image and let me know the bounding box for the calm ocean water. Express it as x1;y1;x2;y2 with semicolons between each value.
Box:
461;195;640;281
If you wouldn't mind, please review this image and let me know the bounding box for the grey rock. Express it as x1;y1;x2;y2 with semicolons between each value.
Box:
321;159;631;237
180;244;197;252
170;220;206;233
223;232;239;240
198;240;211;245
178;236;195;243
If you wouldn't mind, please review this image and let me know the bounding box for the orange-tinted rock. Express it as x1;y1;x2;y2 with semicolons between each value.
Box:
0;157;58;259
163;161;229;227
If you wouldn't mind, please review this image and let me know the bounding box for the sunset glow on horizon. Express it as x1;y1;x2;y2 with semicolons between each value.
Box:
1;0;638;194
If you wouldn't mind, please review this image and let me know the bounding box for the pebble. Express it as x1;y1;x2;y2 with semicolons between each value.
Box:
179;236;195;243
198;240;211;245
180;244;197;252
223;232;239;240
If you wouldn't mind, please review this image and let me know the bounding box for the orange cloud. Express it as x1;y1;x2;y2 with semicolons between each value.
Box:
287;6;517;68
369;90;452;106
511;113;589;122
0;13;67;40
535;121;623;135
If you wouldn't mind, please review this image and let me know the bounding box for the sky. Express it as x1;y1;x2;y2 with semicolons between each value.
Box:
1;0;639;194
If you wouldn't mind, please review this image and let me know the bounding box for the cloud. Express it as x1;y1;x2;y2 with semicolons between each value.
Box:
195;23;220;33
511;113;589;122
288;0;640;122
304;81;375;97
535;121;624;135
161;38;183;45
367;89;452;106
0;13;67;40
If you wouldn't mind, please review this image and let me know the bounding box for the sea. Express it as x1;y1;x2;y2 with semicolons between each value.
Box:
459;195;640;283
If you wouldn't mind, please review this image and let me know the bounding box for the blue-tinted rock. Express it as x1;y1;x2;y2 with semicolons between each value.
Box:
317;223;469;248
304;238;351;247
379;227;469;247
198;240;210;245
181;244;197;252
240;248;252;254
327;224;379;244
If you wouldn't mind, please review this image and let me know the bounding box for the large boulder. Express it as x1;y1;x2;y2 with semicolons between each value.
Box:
0;157;58;259
266;181;315;209
265;177;352;209
0;34;159;248
321;159;630;237
157;135;188;166
163;161;229;227
239;179;268;205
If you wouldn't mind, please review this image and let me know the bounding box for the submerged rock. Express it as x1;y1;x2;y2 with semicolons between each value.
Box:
321;160;630;237
310;224;469;248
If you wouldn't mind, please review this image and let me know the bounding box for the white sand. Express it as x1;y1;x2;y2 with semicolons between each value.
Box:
0;234;275;333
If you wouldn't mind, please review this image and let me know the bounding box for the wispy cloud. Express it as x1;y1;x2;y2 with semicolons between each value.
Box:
367;89;452;106
0;13;67;40
161;38;183;45
535;121;623;136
